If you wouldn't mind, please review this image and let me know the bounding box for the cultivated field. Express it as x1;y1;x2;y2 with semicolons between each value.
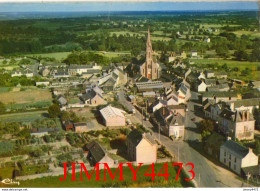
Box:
0;110;48;122
0;87;52;109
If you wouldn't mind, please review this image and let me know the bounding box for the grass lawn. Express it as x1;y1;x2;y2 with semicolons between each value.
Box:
0;110;48;122
0;167;14;179
13;163;194;188
233;30;260;38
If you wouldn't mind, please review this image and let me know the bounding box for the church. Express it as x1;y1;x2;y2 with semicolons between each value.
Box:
139;29;160;80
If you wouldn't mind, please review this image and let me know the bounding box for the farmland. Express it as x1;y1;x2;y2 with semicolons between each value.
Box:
0;87;52;110
0;110;48;122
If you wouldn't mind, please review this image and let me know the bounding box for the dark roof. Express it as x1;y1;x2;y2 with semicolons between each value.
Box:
202;91;237;98
82;70;101;74
168;104;186;110
221;140;249;158
74;122;87;127
81;90;98;101
86;141;106;163
229;98;260;108
127;129;156;147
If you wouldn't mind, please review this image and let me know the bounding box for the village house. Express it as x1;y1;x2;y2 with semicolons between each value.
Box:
81;89;107;106
202;92;240;102
74;122;88;133
205;70;215;78
204;37;211;43
57;95;67;106
100;105;126;127
11;68;34;78
220;139;258;174
191;51;198;57
86;141;114;166
215;71;228;79
36;81;50;87
198;71;206;80
248;80;260;90
207;84;230;92
226;98;260;113
218;109;255;140
177;80;191;104
127;129;157;164
153;107;185;139
64;121;74;131
198;81;207;92
39;67;50;77
30;128;60;137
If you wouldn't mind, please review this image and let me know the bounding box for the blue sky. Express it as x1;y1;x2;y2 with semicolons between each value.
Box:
0;2;258;12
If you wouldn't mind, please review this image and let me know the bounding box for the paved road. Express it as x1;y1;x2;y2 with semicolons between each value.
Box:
118;90;247;187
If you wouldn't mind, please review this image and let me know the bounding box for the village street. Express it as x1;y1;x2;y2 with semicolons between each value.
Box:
118;89;247;187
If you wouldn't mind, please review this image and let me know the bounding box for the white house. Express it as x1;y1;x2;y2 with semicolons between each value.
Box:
198;81;207;92
220;139;258;174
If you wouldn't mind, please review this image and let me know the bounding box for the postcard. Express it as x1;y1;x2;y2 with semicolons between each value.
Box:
0;0;259;190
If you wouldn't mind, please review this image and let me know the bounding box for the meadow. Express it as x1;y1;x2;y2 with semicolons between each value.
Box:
0;110;48;122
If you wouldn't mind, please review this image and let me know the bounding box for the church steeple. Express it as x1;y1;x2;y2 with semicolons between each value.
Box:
140;28;159;80
146;28;153;64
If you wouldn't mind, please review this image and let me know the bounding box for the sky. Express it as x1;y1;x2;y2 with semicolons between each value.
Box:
0;1;258;12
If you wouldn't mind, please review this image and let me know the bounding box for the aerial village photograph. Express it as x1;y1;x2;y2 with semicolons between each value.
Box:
0;0;259;189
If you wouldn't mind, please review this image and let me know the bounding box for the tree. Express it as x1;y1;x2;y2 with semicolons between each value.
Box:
254;140;260;155
48;104;61;118
234;50;248;61
198;120;214;133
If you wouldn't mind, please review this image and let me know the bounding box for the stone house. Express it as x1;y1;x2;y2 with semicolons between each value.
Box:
81;89;107;106
153;107;185;139
220;139;258;174
218;109;255;140
127;129;157;164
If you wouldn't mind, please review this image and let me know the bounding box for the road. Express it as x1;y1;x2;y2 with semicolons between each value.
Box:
118;90;247;187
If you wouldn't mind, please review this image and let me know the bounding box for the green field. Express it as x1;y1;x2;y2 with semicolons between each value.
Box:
26;52;71;61
12;163;194;188
0;110;48;122
191;58;260;81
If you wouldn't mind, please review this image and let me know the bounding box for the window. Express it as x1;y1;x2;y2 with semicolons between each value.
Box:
224;158;226;163
224;152;226;156
229;154;231;160
234;164;236;170
234;157;236;163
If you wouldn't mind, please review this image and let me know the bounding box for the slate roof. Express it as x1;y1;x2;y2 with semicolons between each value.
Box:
202;91;237;98
69;64;92;69
136;81;164;91
228;98;260;108
221;140;249;158
86;141;106;163
127;129;156;147
219;109;254;122
81;90;100;101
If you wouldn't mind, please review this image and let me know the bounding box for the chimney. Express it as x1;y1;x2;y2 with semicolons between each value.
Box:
242;111;245;122
247;110;250;121
163;107;166;116
249;148;253;153
230;102;235;111
227;136;231;141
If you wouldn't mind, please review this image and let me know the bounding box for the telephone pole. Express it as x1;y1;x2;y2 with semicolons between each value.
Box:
158;123;160;143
